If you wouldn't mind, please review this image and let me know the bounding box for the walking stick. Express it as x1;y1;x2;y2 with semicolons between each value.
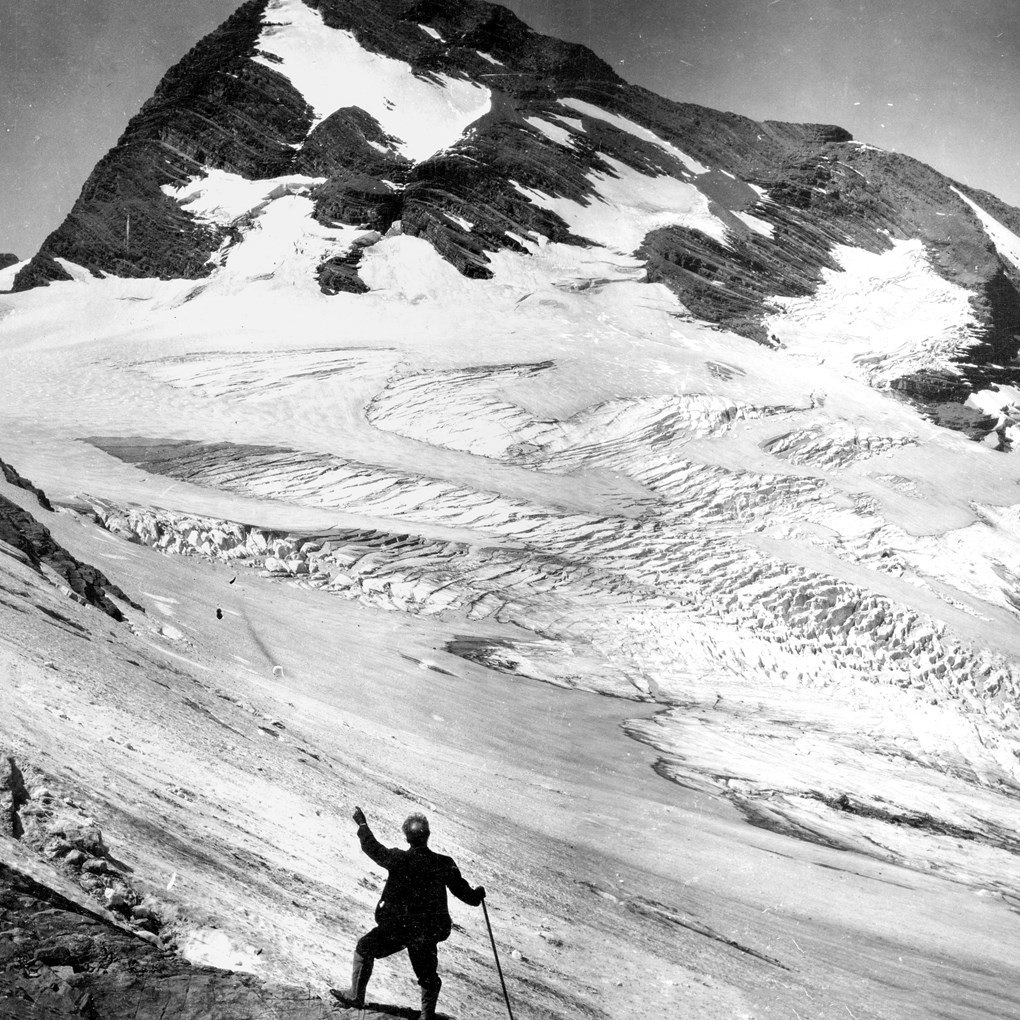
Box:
481;898;516;1020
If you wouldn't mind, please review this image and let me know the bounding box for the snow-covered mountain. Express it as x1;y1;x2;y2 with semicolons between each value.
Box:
3;1;1020;1018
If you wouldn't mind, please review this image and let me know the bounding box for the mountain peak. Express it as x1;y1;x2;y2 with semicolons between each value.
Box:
10;0;1020;423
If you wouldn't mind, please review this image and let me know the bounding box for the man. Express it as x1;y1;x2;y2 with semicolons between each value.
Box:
334;806;485;1019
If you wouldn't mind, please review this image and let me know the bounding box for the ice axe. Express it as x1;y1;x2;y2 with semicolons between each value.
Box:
481;897;516;1020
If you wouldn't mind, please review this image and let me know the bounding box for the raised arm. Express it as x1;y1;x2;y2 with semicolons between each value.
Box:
352;806;402;870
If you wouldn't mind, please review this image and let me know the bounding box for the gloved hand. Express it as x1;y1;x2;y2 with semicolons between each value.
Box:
352;806;367;826
475;885;486;901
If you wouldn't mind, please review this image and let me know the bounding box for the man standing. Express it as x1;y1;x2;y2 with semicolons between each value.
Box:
334;806;485;1019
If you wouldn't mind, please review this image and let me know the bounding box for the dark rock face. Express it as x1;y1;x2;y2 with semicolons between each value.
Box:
317;236;375;294
0;459;137;620
13;0;312;289
1;459;54;512
0;859;331;1020
0;253;18;271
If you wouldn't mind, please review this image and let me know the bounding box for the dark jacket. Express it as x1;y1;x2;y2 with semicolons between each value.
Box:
357;823;482;942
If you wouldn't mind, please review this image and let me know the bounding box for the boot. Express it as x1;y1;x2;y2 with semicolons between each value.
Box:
419;976;442;1020
333;951;373;1008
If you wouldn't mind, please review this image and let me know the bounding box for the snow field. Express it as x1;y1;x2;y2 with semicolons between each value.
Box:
765;239;979;385
254;0;491;161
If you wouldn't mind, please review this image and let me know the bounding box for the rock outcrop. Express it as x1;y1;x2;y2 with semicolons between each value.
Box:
0;458;138;621
12;0;313;289
0;253;18;271
0;856;331;1020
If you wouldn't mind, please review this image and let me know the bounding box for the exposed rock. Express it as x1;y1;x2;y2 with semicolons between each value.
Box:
13;0;313;289
888;370;972;404
316;237;374;295
0;859;331;1020
0;253;18;270
64;851;86;870
0;458;54;512
0;461;139;620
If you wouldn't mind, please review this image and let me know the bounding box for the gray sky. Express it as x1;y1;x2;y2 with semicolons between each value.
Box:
1;0;1018;258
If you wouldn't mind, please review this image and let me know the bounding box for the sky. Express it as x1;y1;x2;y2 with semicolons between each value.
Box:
1;0;1018;259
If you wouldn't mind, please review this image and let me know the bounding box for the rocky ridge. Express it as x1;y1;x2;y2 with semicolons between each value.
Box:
0;460;139;622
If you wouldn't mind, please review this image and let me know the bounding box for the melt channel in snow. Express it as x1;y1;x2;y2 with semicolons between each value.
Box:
254;0;491;162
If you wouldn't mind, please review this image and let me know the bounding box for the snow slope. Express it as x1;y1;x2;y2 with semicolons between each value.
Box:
766;240;979;385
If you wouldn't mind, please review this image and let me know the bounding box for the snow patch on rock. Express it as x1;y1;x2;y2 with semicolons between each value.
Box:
418;24;444;42
560;98;710;175
512;156;728;253
525;116;577;149
162;170;326;226
254;0;491;161
732;210;775;238
164;168;366;292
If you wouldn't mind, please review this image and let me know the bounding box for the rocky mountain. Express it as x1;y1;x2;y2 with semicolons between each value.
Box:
14;0;1020;423
4;2;1020;1019
0;254;18;271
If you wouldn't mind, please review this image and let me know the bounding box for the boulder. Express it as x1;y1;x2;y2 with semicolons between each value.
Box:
61;824;107;857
